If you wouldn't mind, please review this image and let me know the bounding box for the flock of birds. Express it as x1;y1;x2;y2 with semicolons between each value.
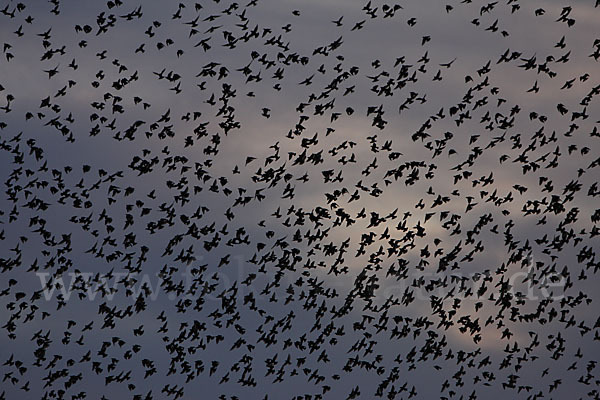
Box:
0;0;599;399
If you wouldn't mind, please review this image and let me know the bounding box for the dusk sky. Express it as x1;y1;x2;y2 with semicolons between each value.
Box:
1;0;599;399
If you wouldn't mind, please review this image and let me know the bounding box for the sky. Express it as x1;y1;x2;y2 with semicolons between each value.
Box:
0;0;599;399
